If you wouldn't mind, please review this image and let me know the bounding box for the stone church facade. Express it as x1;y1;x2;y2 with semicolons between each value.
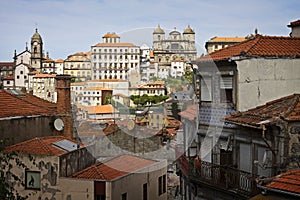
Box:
152;25;197;63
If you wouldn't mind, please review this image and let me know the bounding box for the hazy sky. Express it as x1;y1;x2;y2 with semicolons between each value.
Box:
0;0;299;61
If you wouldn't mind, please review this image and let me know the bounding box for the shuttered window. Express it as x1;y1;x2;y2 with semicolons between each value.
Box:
220;76;233;103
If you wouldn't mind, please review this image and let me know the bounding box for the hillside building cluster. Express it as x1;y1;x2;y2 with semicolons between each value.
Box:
1;19;300;200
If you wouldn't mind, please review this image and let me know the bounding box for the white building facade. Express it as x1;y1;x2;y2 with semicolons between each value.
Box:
91;32;140;83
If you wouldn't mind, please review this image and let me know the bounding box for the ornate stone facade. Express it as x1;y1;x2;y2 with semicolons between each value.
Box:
152;25;197;63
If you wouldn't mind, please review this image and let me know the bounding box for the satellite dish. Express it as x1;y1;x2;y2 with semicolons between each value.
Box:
54;118;64;131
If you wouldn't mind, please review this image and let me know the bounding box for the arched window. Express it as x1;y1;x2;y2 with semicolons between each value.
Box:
34;46;37;53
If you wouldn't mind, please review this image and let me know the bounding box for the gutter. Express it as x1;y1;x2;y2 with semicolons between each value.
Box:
258;185;300;198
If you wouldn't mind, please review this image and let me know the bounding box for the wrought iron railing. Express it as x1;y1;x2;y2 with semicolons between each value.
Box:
177;155;259;197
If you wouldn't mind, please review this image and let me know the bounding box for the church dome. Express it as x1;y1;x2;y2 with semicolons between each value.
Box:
31;28;42;40
183;25;195;34
153;25;165;34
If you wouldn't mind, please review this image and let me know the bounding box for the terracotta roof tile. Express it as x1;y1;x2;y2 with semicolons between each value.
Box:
0;62;14;67
70;154;157;180
0;90;57;118
4;136;80;156
83;87;112;91
210;37;246;42
224;94;300;128
34;73;57;78
288;19;300;27
197;35;300;62
84;104;117;114
102;32;120;38
178;104;198;121
93;43;137;47
266;169;300;195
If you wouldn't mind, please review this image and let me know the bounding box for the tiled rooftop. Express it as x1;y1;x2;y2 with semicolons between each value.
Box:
178;104;198;121
93;42;137;47
288;19;300;27
0;62;14;67
209;36;246;42
34;73;57;78
197;35;300;62
70;154;157;181
265;169;300;195
102;32;120;38
0;90;57;118
83;87;112;91
84;104;117;114
4;136;81;156
224;94;300;128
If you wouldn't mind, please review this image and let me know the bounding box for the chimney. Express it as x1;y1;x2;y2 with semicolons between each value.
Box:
55;74;73;138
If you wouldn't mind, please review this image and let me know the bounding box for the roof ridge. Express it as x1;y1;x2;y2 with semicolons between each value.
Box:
244;34;262;55
36;137;57;155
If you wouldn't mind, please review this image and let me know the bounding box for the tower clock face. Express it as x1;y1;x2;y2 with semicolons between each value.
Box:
33;42;38;45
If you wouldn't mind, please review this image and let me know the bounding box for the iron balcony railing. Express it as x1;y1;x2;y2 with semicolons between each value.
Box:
177;155;260;198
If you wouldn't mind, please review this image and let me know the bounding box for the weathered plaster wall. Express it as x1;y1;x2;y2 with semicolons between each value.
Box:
0;116;56;146
237;58;300;111
109;160;168;200
59;178;94;200
9;154;61;200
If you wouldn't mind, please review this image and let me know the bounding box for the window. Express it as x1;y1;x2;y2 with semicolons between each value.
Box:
143;183;147;200
158;174;166;195
220;76;233;103
121;193;127;200
20;70;23;74
201;76;212;102
17;75;20;79
25;171;41;190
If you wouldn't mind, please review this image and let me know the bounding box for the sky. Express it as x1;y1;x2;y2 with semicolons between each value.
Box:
0;0;299;61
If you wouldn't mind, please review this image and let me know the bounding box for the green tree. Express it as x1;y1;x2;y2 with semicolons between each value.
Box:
103;94;112;105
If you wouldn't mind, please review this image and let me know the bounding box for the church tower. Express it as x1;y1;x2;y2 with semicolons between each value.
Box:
153;25;165;50
31;28;43;71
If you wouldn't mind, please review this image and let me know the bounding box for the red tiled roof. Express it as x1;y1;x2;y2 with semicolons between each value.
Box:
93;43;137;47
224;94;300;128
209;36;246;42
288;19;300;27
178;104;198;121
196;35;300;62
0;62;14;67
102;32;120;38
70;154;157;181
266;169;300;195
0;90;57;118
4;136;79;156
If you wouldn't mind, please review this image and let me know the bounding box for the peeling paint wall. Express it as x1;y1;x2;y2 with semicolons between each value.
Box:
237;58;300;111
9;154;61;200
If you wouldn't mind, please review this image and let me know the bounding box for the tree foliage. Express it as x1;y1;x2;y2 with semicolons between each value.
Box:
130;94;169;106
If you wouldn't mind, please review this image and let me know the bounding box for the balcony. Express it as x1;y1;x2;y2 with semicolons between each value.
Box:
177;155;259;198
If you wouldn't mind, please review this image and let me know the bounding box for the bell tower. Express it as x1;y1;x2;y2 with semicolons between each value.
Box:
31;28;43;71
